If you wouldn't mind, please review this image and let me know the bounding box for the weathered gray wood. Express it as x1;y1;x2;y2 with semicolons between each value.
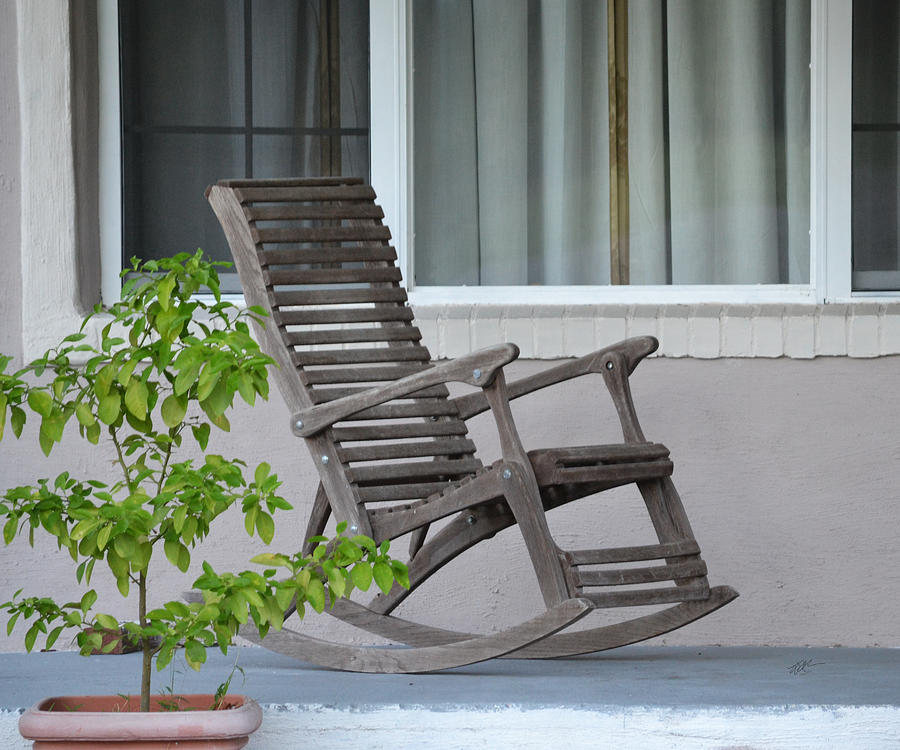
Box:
303;364;429;385
293;344;517;436
279;306;413;326
583;582;709;608
338;438;476;462
331;422;468;441
574;560;708;587
313;384;448;404
238;597;592;673
265;267;402;286
273;287;407;306
568;539;700;565
293;346;432;367
259;245;398;266
287;327;421;347
206;176;736;674
329;585;738;658
348;458;482;484
235;184;375;202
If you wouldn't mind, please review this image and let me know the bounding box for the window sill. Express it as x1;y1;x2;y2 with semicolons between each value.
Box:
411;302;900;359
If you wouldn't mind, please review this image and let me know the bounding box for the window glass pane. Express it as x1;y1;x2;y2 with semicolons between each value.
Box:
852;1;900;291
412;0;811;287
119;0;370;281
120;0;245;128
122;133;243;265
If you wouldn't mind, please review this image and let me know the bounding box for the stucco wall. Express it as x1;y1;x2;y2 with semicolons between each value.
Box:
0;355;898;652
0;0;22;360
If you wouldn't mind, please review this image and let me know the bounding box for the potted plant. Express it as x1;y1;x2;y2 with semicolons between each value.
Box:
0;252;408;748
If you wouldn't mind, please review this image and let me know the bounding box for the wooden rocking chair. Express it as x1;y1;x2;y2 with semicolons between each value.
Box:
206;177;738;673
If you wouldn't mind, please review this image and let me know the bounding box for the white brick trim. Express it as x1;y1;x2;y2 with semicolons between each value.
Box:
414;303;900;359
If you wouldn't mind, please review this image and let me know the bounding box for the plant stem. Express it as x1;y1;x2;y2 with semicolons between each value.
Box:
139;570;151;712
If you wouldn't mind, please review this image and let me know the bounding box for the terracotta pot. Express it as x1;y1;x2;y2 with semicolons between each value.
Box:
18;693;262;749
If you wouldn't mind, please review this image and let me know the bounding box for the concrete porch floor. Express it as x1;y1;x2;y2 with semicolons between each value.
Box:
1;646;898;748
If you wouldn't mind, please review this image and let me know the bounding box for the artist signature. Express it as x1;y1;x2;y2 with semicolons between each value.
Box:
787;658;824;675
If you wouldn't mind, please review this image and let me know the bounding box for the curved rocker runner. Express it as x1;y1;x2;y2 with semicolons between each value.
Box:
206;177;738;673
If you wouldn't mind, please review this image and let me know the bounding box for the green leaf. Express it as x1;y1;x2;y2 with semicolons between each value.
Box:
116;359;138;387
191;423;210;450
174;359;202;396
255;512;274;545
327;566;346;600
86;421;101;444
373;561;394;595
157;274;176;311
164;539;191;573
80;590;98;614
124;379;149;420
0;392;7;440
45;625;64;651
27;390;53;417
40;411;66;444
113;534;136;559
305;578;325;613
24;623;40;652
10;406;25;438
97;524;112;551
3;516;17;545
254;462;270;486
75;402;95;427
350;563;373;592
95;613;119;630
185;639;207;670
160;394;188;428
98;392;121;425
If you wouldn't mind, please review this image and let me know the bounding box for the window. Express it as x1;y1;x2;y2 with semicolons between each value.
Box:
411;1;810;288
88;1;894;322
108;0;369;294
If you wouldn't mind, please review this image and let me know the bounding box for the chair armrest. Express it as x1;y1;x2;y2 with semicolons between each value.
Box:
291;343;520;437
454;336;658;420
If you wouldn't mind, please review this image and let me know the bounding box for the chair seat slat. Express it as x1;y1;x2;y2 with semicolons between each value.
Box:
335;401;459;421
260;246;398;266
236;185;376;202
274;287;407;306
331;421;468;441
349;459;482;484
356;482;461;503
218;176;363;188
576;560;707;587
568;540;701;565
302;364;430;385
293;347;432;366
582;583;710;609
266;267;402;286
252;225;391;243
337;438;477;463
312;384;448;403
287;327;421;347
245;204;384;222
278;306;414;326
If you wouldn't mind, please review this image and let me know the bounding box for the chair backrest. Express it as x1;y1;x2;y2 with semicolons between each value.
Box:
207;178;482;537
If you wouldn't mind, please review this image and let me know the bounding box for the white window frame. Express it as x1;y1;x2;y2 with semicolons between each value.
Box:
369;0;868;307
20;0;895;361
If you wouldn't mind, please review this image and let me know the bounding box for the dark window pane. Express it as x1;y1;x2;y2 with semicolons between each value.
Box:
852;2;900;290
123;133;243;264
120;0;245;128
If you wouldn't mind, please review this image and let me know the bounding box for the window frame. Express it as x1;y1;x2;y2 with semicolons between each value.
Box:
58;0;895;362
368;0;882;307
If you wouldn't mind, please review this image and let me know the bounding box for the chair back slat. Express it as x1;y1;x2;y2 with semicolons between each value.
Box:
207;177;483;537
